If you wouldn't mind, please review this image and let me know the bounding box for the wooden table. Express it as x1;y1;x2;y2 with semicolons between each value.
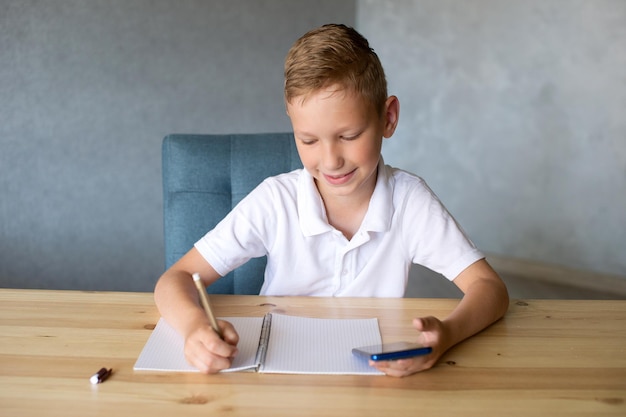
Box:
1;289;624;416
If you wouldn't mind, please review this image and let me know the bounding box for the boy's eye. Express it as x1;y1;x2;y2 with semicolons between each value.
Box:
341;133;361;141
299;138;317;145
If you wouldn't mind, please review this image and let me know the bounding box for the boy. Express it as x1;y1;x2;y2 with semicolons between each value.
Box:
154;24;509;377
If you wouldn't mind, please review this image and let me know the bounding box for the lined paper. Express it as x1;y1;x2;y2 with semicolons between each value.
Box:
134;314;384;375
134;317;264;372
263;314;383;374
133;317;197;372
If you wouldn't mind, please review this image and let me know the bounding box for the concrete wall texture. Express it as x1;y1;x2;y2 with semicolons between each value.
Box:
359;0;626;278
1;0;624;291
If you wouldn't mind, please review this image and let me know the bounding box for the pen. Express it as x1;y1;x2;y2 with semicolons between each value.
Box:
90;367;112;384
192;272;224;339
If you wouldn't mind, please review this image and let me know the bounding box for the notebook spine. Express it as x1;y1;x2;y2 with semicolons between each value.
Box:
254;313;272;371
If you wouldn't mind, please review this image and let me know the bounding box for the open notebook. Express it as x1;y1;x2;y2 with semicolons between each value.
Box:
134;313;384;375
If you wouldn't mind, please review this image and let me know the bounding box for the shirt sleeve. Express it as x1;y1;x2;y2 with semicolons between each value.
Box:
194;180;276;277
400;179;484;281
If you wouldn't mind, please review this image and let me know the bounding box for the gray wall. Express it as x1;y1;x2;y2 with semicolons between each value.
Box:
0;0;355;291
358;0;626;278
2;0;624;292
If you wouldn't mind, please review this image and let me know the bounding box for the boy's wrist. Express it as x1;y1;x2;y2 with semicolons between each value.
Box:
439;318;464;352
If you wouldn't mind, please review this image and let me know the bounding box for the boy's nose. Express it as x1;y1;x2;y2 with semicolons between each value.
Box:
320;141;344;170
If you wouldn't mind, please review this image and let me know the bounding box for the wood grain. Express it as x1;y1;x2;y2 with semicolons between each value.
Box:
1;289;624;416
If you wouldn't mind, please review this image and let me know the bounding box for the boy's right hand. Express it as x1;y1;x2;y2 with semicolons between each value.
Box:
183;319;239;373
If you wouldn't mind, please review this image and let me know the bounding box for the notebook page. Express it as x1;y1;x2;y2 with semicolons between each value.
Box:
133;317;264;372
133;318;197;372
222;316;265;372
261;314;384;375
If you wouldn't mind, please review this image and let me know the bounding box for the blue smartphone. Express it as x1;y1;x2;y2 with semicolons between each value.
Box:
352;341;432;361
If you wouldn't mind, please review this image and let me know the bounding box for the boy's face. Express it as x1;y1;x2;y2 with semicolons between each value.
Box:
287;86;399;204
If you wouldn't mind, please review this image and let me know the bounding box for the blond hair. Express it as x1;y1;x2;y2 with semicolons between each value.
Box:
284;24;388;115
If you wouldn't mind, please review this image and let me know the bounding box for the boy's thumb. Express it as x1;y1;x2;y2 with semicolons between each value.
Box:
413;317;425;331
413;316;435;331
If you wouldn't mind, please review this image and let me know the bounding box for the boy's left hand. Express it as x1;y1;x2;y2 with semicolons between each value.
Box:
369;316;448;377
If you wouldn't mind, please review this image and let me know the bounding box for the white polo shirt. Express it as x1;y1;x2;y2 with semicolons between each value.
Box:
195;161;484;297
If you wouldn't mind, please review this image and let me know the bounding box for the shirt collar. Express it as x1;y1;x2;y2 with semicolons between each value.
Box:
297;169;331;236
361;158;393;233
297;158;394;237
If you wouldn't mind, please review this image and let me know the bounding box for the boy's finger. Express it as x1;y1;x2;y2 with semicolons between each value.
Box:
413;316;439;331
196;327;238;358
218;320;240;346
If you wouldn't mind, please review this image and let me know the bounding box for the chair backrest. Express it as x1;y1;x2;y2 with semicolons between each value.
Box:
162;133;302;294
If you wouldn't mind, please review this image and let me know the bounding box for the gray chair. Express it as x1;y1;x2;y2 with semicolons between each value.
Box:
162;133;302;294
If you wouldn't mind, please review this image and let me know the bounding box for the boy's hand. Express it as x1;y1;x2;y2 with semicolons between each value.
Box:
183;319;239;373
369;316;449;377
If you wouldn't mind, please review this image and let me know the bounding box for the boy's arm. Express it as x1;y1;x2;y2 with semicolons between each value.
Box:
371;259;509;377
154;247;239;373
440;258;510;346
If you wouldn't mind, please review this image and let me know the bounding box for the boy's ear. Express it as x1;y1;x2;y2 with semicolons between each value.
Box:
382;96;400;138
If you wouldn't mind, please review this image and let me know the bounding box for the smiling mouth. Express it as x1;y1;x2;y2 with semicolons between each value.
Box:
323;169;356;185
